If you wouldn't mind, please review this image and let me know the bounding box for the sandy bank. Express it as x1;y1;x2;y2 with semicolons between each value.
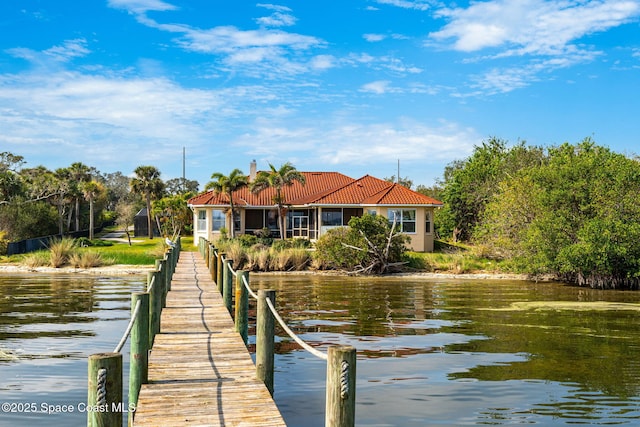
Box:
0;262;553;281
0;263;154;276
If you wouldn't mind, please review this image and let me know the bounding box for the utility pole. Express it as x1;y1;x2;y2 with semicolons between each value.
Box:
182;147;186;193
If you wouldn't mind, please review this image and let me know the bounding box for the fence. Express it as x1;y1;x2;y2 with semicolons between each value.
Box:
7;225;107;255
86;238;180;427
198;237;356;427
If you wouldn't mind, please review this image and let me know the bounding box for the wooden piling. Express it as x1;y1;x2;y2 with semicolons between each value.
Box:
210;246;217;280
128;292;149;424
235;270;249;344
216;251;224;292
147;271;161;347
326;346;356;427
87;352;122;427
223;258;233;313
257;289;276;395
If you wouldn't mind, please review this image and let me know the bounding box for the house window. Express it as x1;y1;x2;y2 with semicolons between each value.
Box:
245;210;263;230
425;211;431;233
343;208;363;225
197;210;207;231
322;208;342;226
233;211;241;232
211;209;225;231
388;209;416;233
265;209;279;231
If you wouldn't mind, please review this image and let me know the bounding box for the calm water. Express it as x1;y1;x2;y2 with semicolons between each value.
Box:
0;273;145;426
2;273;640;426
250;275;640;426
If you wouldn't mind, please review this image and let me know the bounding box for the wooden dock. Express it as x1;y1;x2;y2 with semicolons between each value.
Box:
133;251;287;426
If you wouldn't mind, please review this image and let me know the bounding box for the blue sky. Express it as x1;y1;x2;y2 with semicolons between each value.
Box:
1;0;639;189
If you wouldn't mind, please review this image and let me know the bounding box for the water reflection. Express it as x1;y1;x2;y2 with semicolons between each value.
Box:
253;275;640;426
3;272;640;426
0;274;145;426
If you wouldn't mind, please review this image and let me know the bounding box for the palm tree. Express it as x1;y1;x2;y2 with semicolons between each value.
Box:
66;162;92;232
130;166;165;239
82;180;105;240
250;162;305;239
205;169;248;238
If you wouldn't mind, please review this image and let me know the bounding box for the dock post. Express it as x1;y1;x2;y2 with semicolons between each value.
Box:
204;241;210;267
257;289;276;395
155;259;167;308
128;292;149;425
223;258;233;313
210;246;217;281
147;271;160;346
216;251;224;292
87;352;122;427
235;270;249;344
326;346;356;427
166;248;173;291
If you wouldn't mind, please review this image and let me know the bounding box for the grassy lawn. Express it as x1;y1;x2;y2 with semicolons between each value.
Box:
0;229;196;266
83;233;197;265
404;240;510;274
81;239;166;265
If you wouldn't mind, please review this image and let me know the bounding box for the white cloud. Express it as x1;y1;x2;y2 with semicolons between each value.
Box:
0;70;226;170
7;39;90;64
317;121;476;165
233;117;477;171
257;4;293;13
360;80;392;94
431;0;640;56
177;26;322;54
107;0;177;14
375;0;435;11
110;2;326;78
309;55;336;70
364;33;387;42
256;4;296;27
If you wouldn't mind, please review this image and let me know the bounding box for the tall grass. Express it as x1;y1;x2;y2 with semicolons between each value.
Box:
23;251;50;267
68;251;113;268
48;238;76;268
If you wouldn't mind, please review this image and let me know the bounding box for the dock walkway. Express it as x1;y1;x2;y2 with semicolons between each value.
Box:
133;251;286;426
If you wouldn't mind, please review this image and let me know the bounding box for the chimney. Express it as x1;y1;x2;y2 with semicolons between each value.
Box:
249;159;257;181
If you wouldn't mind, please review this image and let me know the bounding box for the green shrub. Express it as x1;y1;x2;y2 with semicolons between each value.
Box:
313;214;409;273
237;234;258;247
313;227;367;270
0;231;8;256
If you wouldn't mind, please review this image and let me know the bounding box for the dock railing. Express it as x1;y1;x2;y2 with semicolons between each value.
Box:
86;238;181;427
199;237;356;427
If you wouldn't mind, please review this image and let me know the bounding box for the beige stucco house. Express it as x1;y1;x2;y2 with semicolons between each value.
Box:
188;165;442;252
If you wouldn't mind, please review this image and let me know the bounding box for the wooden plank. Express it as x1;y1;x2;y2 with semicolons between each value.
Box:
133;252;286;426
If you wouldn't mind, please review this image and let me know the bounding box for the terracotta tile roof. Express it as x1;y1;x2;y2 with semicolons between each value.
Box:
188;171;442;207
188;172;354;207
296;175;443;206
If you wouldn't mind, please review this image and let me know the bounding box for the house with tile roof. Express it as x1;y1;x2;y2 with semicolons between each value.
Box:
188;162;443;252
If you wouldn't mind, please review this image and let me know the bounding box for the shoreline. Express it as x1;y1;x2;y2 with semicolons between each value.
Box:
0;262;554;281
0;263;154;276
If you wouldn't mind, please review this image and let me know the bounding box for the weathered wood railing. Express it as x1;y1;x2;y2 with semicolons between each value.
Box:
198;236;356;427
86;238;181;427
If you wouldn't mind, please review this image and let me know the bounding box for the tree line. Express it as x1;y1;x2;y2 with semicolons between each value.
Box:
428;138;640;289
0;152;199;249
